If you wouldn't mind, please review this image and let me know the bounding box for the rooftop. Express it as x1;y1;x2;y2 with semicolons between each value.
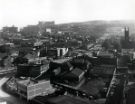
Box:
79;78;106;96
16;78;49;86
97;51;114;58
52;57;72;64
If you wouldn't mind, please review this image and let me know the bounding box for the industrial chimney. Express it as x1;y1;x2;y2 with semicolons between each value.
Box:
125;27;129;42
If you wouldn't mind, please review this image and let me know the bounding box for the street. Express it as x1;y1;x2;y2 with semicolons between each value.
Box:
0;77;26;104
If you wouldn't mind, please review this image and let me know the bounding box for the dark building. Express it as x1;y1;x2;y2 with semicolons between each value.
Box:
121;27;135;49
48;58;73;77
117;55;131;68
61;67;85;83
91;65;115;78
20;25;39;37
16;64;42;78
71;55;92;70
96;51;116;65
33;95;92;104
13;56;28;65
106;74;126;104
2;26;18;33
126;87;135;104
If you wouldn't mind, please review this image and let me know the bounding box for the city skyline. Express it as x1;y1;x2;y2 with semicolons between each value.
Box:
0;0;135;29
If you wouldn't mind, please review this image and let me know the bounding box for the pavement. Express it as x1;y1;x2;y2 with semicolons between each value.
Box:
0;78;10;98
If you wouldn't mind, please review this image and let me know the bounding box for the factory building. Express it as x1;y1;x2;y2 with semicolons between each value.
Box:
117;55;131;68
48;58;73;76
97;51;116;65
17;79;55;100
91;65;115;78
40;48;68;58
61;67;85;83
16;63;49;78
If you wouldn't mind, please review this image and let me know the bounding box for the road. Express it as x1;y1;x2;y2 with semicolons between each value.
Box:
0;77;27;104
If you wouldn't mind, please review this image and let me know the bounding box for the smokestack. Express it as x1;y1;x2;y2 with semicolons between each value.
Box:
125;27;129;42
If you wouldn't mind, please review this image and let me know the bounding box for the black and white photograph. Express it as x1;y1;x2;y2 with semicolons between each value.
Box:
0;0;135;104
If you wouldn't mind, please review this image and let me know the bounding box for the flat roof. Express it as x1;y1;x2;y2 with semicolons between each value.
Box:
52;58;72;64
16;78;49;86
79;78;106;96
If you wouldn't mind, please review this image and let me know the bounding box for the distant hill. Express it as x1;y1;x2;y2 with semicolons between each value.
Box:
19;20;135;38
56;20;135;37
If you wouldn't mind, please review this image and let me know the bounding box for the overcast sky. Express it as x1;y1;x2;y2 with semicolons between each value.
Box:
0;0;135;28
